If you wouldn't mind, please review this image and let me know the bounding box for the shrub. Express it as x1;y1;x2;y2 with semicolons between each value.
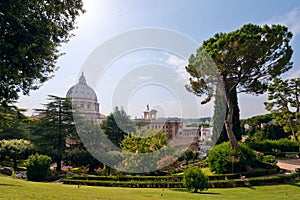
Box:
26;154;52;182
262;155;277;164
207;142;256;174
183;166;208;192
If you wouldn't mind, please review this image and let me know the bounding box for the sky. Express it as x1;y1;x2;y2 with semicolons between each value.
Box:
17;0;300;119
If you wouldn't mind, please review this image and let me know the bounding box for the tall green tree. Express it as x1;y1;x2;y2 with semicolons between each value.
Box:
265;78;300;141
0;1;84;105
100;107;135;147
33;95;76;171
186;24;293;152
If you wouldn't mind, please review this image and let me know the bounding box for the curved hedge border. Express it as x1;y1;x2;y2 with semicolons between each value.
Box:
63;167;278;182
62;172;299;188
62;179;182;188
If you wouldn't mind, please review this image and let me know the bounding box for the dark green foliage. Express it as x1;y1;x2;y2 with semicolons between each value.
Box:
63;172;300;188
183;149;194;167
64;149;103;173
101;107;135;147
265;78;300;141
207;167;279;181
0;106;31;140
32;95;76;171
67;175;183;182
183;166;209;192
62;169;299;188
247;138;300;153
63;172;299;188
242;114;287;140
63;179;183;188
242;114;273;127
26;154;52;182
251;124;287;141
209;173;299;188
207;142;256;174
0;0;84;105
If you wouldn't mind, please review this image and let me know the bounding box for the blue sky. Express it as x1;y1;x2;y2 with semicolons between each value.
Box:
17;0;300;119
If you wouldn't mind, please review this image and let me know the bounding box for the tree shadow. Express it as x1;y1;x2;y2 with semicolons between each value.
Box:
170;188;220;195
0;183;21;187
198;191;221;195
288;181;300;188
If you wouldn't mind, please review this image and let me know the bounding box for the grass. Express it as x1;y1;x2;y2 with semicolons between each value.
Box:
0;175;300;200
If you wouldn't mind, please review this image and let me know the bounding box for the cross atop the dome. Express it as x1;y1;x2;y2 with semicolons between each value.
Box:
79;72;86;84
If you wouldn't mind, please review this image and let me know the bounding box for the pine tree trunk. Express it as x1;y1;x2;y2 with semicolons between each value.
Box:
288;119;298;142
224;91;241;151
13;158;17;171
225;87;252;171
56;158;62;172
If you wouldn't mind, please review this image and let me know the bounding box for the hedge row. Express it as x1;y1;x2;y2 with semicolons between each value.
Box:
66;168;278;182
63;173;300;188
62;179;183;188
68;175;183;182
207;168;279;181
247;138;300;153
210;173;300;188
263;152;300;158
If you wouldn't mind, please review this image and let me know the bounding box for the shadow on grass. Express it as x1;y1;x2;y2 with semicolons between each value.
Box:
288;181;300;188
170;188;220;195
0;183;21;187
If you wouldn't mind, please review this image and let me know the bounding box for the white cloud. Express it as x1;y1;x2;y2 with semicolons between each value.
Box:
164;53;190;82
265;7;300;36
166;54;187;67
284;66;300;79
129;75;153;82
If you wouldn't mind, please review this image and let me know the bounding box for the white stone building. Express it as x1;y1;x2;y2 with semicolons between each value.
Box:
66;73;106;123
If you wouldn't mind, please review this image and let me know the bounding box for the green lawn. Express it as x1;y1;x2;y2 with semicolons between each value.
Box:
0;176;299;200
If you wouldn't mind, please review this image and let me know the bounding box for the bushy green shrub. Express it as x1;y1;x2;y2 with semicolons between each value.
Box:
183;166;208;192
207;142;256;174
26;154;52;181
262;155;277;164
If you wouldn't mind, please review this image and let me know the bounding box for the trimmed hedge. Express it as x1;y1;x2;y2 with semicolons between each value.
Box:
63;172;300;188
207;168;279;181
210;173;300;188
62;179;183;188
65;167;278;183
262;152;300;158
247;138;300;153
68;175;183;182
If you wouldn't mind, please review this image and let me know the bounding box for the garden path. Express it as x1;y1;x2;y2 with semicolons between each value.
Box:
277;159;300;172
